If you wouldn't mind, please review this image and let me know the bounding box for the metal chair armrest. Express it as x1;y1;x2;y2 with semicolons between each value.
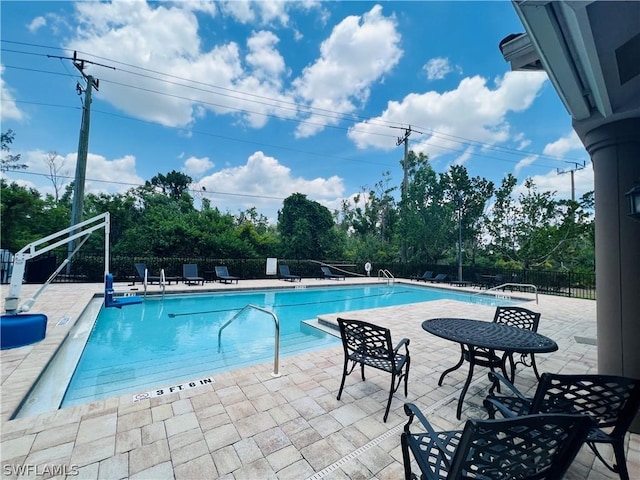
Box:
394;337;410;355
483;397;519;418
403;402;452;463
487;371;528;400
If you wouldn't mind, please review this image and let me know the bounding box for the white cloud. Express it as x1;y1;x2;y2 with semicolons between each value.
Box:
27;16;47;32
292;4;403;137
63;1;298;130
423;57;457;81
246;30;287;80
220;0;255;23
219;0;322;25
197;151;344;219
0;66;25;121
183;156;214;177
514;155;538;175
6;149;144;198
348;71;548;162
543;131;585;157
452;147;473;166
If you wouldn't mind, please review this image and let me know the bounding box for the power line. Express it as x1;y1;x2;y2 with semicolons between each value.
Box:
4;169;288;201
2;41;590;167
4;97;574;172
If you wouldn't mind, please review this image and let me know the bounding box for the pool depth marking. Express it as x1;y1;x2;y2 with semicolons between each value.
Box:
132;376;214;402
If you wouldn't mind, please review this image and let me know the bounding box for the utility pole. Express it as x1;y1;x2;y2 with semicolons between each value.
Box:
392;125;423;263
49;51;114;274
557;161;586;201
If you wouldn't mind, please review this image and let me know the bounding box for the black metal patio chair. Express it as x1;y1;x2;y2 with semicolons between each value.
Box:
401;402;592;480
494;306;542;381
336;318;410;422
484;372;640;480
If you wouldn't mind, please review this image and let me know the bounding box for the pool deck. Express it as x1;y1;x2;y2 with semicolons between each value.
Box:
1;278;638;479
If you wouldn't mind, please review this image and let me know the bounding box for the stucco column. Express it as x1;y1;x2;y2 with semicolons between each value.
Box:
582;117;640;432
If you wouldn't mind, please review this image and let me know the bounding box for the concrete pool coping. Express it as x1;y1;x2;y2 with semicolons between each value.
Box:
1;278;637;479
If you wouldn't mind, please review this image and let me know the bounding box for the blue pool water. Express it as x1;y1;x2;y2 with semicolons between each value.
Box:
61;284;513;407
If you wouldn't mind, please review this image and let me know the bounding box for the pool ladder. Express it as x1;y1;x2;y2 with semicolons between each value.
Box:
140;269;167;298
378;269;395;285
217;304;281;377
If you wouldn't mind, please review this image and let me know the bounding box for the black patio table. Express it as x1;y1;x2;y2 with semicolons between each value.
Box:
422;317;558;419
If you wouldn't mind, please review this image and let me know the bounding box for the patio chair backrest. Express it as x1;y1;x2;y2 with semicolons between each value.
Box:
493;306;540;332
183;264;199;277
530;373;640;434
215;266;229;277
338;318;394;363
134;263;147;278
321;266;332;275
280;264;291;276
449;413;592;479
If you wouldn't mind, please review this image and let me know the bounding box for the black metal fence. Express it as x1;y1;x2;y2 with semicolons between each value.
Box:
3;251;596;300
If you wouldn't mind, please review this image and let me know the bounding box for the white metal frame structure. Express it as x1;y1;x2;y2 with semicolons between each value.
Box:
4;212;110;314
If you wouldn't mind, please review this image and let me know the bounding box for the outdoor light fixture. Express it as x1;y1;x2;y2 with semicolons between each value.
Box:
625;183;640;220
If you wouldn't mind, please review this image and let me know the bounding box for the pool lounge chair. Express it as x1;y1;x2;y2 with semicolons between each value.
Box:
134;263;179;285
214;265;239;284
426;273;447;283
411;271;434;282
321;266;345;280
182;264;204;285
279;264;301;282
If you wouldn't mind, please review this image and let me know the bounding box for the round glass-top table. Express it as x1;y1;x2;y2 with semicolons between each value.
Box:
422;318;558;419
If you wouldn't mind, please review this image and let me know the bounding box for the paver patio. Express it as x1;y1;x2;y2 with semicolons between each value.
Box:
1;278;638;479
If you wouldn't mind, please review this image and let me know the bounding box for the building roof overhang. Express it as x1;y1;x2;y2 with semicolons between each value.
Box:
500;1;640;133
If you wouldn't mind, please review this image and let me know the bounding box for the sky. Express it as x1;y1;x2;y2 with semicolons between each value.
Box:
1;0;594;223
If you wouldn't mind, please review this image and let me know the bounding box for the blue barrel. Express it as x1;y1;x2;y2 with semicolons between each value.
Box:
0;314;47;349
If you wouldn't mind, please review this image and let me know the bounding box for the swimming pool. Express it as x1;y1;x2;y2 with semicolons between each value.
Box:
17;283;517;415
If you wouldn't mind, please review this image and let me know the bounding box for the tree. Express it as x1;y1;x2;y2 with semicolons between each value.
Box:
43;151;68;203
338;175;400;262
145;170;193;205
0;180;46;251
485;175;592;269
1;129;27;172
278;193;341;259
441;165;494;266
402;152;451;264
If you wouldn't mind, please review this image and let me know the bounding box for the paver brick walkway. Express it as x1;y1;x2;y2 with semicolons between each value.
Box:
1;279;638;479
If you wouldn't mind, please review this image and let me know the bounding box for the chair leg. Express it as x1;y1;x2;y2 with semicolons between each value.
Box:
361;362;366;381
404;360;410;397
587;440;630;480
613;440;630;480
383;373;395;422
337;359;349;400
400;433;413;480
